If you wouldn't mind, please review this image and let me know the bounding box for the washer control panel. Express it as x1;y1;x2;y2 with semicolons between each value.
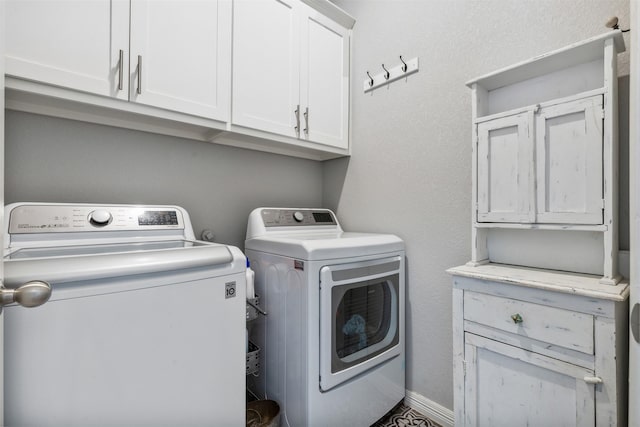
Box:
261;209;337;227
8;204;184;233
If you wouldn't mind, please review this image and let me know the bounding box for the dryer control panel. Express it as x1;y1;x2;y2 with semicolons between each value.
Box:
261;209;337;227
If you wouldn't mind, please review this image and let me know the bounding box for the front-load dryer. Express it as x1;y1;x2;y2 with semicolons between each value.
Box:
245;207;405;427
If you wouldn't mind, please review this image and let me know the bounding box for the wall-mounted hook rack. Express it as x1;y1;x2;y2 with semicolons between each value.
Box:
363;56;419;93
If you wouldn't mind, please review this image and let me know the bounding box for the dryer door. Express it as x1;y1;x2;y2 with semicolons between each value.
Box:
319;256;402;391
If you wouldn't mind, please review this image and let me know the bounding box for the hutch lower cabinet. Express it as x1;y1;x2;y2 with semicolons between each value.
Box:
448;264;629;426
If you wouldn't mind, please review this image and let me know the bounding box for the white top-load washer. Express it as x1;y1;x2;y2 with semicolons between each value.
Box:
245;207;405;427
3;203;246;427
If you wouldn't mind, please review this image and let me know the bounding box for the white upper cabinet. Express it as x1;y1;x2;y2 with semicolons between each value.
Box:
5;0;231;120
4;0;353;160
129;0;232;121
232;0;351;150
535;96;604;224
477;112;533;223
232;0;300;138
477;94;604;225
5;0;130;100
299;7;349;149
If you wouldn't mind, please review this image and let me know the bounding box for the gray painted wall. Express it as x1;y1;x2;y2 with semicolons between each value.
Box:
4;110;324;249
325;0;630;410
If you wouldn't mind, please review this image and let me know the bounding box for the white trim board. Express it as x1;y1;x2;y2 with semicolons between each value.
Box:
405;390;454;427
619;249;630;279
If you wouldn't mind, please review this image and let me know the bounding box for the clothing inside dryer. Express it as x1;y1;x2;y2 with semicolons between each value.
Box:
332;274;399;372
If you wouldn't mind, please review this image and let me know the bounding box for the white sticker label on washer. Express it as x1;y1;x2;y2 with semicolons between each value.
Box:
225;282;237;299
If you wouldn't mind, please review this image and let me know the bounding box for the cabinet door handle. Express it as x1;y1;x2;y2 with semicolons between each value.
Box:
583;376;603;384
294;105;300;135
511;313;523;324
137;55;142;95
303;107;309;137
118;49;124;91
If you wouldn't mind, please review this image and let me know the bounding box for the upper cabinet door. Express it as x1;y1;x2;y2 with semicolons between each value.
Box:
5;0;129;100
299;7;349;149
129;0;232;121
232;0;300;138
535;96;604;224
477;113;534;223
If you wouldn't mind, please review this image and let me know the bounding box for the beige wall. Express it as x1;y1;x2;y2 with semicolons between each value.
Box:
325;0;630;409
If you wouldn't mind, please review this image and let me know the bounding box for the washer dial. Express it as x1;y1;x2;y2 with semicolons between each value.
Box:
88;209;112;227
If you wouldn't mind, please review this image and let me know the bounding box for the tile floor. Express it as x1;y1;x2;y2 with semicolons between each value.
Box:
372;402;442;427
247;391;443;427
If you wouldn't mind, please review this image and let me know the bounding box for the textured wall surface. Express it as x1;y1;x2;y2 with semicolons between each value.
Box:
326;0;630;410
3;0;632;415
5;111;323;249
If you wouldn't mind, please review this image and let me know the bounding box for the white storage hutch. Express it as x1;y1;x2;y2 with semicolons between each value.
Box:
449;31;630;426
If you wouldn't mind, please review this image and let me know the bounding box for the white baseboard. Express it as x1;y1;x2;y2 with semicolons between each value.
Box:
404;390;454;427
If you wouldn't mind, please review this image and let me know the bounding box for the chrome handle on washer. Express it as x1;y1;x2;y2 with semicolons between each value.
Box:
0;280;52;313
118;49;124;91
137;55;142;95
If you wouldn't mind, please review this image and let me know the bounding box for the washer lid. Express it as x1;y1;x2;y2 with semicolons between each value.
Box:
4;241;239;287
6;239;212;259
245;231;404;260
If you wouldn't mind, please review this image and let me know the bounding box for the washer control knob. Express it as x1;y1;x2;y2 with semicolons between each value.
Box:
89;209;112;227
293;211;305;223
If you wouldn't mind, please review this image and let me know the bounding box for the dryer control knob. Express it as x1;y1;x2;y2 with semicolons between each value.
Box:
89;209;112;227
293;211;304;222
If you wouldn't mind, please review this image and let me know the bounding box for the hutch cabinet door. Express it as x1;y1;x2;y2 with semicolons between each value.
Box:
129;0;232;120
299;6;350;149
232;0;301;138
5;0;129;100
477;113;534;223
464;334;595;427
535;96;604;224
